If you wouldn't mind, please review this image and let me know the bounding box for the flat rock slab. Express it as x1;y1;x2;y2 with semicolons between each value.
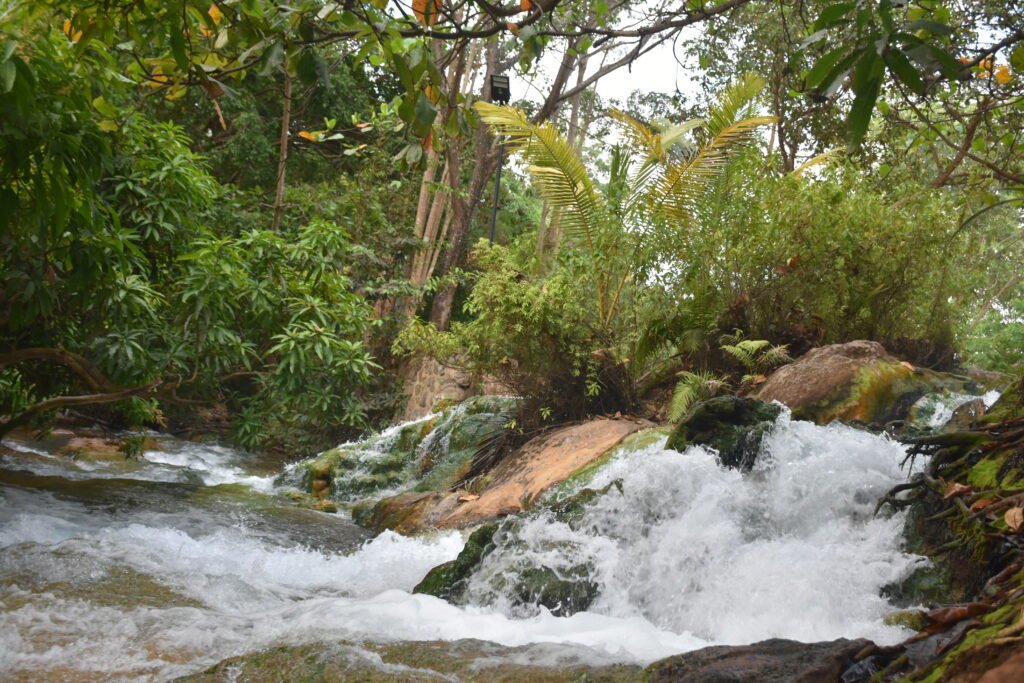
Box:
365;417;650;534
646;638;871;683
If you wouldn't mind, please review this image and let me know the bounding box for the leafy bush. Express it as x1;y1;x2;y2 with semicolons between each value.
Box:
0;26;379;453
397;241;607;420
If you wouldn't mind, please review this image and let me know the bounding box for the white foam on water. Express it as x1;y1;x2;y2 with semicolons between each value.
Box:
464;412;924;646
1;411;928;680
138;441;277;491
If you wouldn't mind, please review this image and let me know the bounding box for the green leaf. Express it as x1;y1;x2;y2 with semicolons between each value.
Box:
813;2;856;30
847;51;884;148
1010;45;1024;72
240;0;265;18
259;42;285;76
906;19;953;36
410;94;437;137
806;47;847;89
883;48;925;95
296;48;320;85
0;60;15;93
92;96;118;118
169;28;188;71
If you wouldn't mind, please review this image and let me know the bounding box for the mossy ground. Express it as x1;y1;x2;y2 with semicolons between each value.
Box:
882;378;1024;681
177;639;644;682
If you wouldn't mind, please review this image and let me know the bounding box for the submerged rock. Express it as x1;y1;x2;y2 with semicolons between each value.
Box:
181;639;644;682
646;638;871;683
414;523;499;600
510;564;599;616
665;396;782;471
752;340;980;426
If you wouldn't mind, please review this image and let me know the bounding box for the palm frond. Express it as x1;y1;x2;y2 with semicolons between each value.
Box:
705;72;767;138
791;149;843;177
608;108;664;160
475;102;606;251
656;115;777;224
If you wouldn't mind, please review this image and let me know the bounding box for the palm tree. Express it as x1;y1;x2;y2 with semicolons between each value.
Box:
474;73;776;335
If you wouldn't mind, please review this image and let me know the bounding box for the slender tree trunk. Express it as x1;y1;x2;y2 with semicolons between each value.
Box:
271;67;292;232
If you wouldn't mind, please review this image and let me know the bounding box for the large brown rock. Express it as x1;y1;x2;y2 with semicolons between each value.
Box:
646;638;871;683
752;341;978;425
363;417;650;534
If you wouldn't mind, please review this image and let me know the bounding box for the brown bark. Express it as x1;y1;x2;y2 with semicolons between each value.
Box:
271;67;293;232
0;347;112;392
0;380;162;439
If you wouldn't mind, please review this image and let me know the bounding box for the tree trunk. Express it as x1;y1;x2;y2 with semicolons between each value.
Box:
271;67;292;232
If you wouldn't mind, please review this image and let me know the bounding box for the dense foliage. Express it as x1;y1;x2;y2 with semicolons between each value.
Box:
1;0;1022;452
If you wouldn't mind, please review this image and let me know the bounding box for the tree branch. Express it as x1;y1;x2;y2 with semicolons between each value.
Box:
0;380;162;439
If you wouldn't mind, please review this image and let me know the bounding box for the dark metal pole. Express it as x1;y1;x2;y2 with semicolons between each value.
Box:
488;140;505;245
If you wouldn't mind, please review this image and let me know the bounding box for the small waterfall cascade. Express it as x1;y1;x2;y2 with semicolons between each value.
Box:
0;401;967;680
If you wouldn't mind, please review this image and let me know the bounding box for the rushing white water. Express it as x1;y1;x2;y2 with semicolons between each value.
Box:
464;413;925;645
1;411;928;680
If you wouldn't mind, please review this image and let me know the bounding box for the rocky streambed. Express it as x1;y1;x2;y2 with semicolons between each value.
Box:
2;342;1020;681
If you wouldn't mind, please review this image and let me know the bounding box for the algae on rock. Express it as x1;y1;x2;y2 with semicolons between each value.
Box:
665;396;782;471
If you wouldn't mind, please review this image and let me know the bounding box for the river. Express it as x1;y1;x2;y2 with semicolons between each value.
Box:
0;408;945;680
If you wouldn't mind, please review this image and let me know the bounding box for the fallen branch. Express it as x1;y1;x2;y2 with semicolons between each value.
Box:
0;380;162;439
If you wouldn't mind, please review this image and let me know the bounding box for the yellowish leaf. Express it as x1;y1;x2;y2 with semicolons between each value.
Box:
970;497;997;512
208;3;224;24
63;19;84;42
413;0;442;26
994;65;1013;85
1005;507;1024;532
298;131;318;141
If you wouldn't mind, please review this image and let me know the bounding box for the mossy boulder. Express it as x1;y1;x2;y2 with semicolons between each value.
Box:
359;417;648;534
752;340;980;426
414;523;499;600
286;396;519;504
666;396;783;471
510;565;599;616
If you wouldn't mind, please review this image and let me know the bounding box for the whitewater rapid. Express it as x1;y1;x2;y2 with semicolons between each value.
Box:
0;412;927;680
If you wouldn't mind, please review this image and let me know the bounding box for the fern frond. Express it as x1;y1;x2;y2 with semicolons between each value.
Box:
760;344;793;369
736;339;771;354
669;370;729;421
718;329;747;346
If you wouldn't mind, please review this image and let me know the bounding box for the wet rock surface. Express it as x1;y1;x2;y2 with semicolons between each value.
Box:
665;396;782;471
646;638;872;683
363;416;650;533
177;639;644;682
752;340;979;426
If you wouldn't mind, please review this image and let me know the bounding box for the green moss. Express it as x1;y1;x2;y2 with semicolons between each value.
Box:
413;524;499;600
666;397;783;470
883;610;928;631
967;457;1004;489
